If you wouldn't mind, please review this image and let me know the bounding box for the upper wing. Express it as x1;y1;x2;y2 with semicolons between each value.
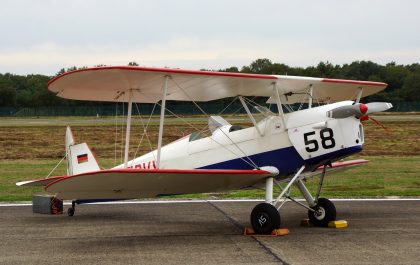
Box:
48;66;387;103
268;76;387;104
19;168;275;200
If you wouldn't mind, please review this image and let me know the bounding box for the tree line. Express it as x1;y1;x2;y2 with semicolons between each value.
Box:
0;59;419;108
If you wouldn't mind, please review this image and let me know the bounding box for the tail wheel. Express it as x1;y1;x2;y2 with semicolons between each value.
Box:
308;198;336;227
250;203;281;234
67;207;75;216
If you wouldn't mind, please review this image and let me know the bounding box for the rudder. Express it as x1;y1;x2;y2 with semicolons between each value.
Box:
66;126;100;175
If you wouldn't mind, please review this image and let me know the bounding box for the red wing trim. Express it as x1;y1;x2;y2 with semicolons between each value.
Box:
44;168;271;190
322;78;387;87
316;159;369;171
17;176;64;186
48;66;277;87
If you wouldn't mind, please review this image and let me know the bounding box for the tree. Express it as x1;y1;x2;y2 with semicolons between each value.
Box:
220;66;239;72
248;58;273;73
401;73;420;101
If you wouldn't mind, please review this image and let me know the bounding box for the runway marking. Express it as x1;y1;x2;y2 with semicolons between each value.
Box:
1;198;419;207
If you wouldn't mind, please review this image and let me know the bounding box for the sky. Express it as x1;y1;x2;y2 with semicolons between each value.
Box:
0;0;419;75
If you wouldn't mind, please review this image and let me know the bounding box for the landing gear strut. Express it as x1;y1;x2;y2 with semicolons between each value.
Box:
250;164;337;232
67;200;76;216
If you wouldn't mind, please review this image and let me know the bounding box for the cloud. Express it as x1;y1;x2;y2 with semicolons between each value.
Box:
0;0;419;74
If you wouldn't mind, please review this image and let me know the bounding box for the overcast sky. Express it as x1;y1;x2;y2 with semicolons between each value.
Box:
1;0;419;75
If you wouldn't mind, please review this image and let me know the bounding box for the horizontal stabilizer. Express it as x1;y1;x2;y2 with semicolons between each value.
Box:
16;176;64;187
300;159;369;180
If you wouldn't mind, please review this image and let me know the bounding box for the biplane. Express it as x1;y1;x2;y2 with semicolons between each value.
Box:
17;66;392;234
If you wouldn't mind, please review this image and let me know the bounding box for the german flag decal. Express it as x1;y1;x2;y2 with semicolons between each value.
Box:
77;154;88;164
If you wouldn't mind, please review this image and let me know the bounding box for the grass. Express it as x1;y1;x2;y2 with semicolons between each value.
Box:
1;156;419;201
0;116;419;201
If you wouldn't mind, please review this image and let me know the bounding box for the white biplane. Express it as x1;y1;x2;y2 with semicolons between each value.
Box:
17;66;392;234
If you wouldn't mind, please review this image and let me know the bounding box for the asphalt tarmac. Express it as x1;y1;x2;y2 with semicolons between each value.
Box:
0;200;419;265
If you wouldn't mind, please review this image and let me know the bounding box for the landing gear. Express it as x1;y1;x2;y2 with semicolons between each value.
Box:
308;198;336;227
67;200;76;216
251;164;338;231
250;203;281;234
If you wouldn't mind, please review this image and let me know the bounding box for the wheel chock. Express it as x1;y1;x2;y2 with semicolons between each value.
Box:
300;219;313;227
300;219;348;228
243;227;289;236
328;220;348;229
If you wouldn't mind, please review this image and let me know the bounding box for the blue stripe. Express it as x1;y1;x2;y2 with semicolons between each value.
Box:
200;145;363;175
75;199;129;204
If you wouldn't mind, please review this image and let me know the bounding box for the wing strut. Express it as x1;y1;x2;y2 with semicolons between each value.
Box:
123;89;133;168
355;88;363;103
308;85;313;108
156;75;169;169
273;82;287;126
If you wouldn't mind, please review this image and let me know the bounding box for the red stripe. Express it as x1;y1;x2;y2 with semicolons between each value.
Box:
322;78;387;87
317;159;369;170
20;176;64;186
48;66;277;87
78;156;88;162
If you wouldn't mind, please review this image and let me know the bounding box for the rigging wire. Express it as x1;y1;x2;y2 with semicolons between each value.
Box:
119;100;125;165
153;101;259;170
45;152;68;179
114;102;119;166
170;78;260;169
131;102;158;165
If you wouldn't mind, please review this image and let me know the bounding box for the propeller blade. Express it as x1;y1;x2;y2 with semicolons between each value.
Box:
327;103;368;119
365;102;393;114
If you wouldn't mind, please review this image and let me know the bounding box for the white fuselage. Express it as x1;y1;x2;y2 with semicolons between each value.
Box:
115;101;364;177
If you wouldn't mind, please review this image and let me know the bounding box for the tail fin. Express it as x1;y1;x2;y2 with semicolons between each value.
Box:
66;126;100;175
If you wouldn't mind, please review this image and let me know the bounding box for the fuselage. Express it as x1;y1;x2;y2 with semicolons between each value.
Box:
115;101;364;177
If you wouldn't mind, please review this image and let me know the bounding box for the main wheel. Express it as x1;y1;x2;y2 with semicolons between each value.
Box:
308;198;336;227
250;203;281;234
67;207;75;217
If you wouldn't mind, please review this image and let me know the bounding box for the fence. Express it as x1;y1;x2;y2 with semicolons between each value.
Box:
0;101;419;117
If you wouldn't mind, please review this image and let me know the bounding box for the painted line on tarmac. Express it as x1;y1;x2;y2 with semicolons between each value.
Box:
1;198;420;207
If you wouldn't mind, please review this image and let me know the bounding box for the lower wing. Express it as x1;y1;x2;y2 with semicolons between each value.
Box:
17;168;275;200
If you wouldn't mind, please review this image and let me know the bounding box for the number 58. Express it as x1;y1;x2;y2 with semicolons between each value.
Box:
303;128;335;152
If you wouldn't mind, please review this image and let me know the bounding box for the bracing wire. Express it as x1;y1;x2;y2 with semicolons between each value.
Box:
131;102;158;165
170;78;260;169
120;101;125;164
153;100;259;170
114;102;119;165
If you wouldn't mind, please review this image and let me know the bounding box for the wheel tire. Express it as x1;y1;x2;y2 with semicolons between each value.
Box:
67;207;75;217
308;198;336;227
250;203;281;234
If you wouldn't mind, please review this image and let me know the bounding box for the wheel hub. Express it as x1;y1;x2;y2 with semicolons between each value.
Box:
314;207;326;220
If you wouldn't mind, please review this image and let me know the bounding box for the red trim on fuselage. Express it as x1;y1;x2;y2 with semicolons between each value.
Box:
48;66;278;87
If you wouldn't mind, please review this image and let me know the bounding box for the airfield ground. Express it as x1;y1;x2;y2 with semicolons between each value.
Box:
0;115;419;264
0;115;419;201
0;200;419;265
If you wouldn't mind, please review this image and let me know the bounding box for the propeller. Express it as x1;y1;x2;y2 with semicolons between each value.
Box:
327;102;393;119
